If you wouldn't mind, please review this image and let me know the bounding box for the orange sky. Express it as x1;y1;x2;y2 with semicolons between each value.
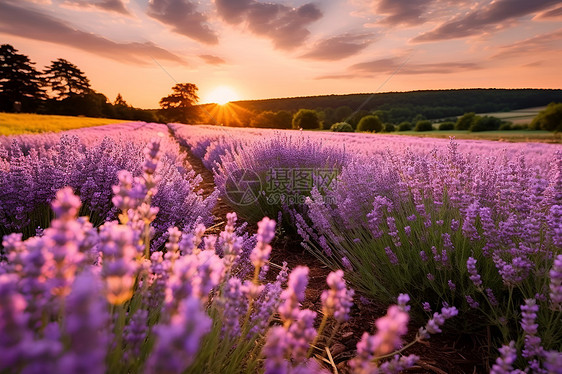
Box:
1;0;561;109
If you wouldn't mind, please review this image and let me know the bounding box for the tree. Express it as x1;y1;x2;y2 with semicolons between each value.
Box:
114;93;128;107
159;83;200;123
414;120;433;131
469;116;501;132
44;58;91;99
455;112;477;130
292;109;319;129
531;103;562;132
0;44;45;112
357;115;383;132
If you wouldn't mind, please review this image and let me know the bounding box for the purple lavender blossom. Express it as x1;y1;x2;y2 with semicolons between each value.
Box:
377;354;419;373
147;296;211;373
321;270;355;322
124;309;148;362
263;326;291;374
384;246;399;265
279;266;309;323
397;293;410;312
287;309;317;362
220;277;247;338
467;257;483;289
341;256;353;271
0;274;30;370
250;217;276;270
58;271;108;374
520;299;544;359
419;306;458;339
490;341;518;374
486;288;499;307
549;254;562;310
465;295;479;309
99;222;139;305
448;280;456;291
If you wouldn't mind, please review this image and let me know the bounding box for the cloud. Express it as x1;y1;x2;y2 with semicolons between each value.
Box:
350;57;480;74
0;1;185;65
215;0;322;50
60;0;129;14
535;6;562;19
413;0;561;42
147;0;218;44
199;54;226;65
300;33;375;61
492;29;562;59
375;0;435;26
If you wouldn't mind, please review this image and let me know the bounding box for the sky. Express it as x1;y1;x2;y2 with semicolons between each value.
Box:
1;0;561;108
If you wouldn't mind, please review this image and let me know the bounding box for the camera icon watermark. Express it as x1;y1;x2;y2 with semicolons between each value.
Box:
224;167;338;207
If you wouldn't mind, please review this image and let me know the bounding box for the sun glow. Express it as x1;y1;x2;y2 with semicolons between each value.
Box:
205;86;240;105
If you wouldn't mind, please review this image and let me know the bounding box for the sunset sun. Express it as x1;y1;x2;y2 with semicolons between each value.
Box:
206;86;239;105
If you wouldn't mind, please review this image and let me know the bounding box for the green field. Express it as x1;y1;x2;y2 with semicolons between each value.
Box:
0;113;128;136
394;129;560;143
475;106;545;125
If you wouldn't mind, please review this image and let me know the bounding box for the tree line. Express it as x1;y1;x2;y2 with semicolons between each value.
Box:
0;44;201;123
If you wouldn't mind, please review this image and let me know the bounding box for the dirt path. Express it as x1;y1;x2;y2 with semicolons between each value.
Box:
175;138;486;373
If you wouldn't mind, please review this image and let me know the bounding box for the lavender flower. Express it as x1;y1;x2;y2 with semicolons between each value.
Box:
250;217;276;271
220;277;247;337
490;341;518;374
520;299;544;359
147;297;211;373
124;309;148;361
278;266;309;324
549;254;562;310
465;295;479;309
448;280;456;292
384;246;399;265
419;306;458;339
287;309;317;362
486;288;498;307
0;274;30;370
321;270;355;322
99;222;138;305
263;326;291;374
467;257;483;289
58;271;108;374
349;305;409;372
397;293;410;312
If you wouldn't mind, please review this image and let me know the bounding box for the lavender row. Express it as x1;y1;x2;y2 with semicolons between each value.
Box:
169;123;561;370
0;123;217;245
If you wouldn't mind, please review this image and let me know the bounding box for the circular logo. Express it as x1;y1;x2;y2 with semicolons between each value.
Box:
224;168;262;206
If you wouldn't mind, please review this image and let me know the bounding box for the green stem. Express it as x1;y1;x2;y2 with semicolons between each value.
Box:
307;313;328;358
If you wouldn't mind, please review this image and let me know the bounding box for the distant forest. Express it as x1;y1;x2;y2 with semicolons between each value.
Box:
196;88;562;129
238;89;560;118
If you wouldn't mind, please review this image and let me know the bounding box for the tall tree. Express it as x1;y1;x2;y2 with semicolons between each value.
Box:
43;58;91;99
114;93;128;106
159;83;200;123
0;44;45;112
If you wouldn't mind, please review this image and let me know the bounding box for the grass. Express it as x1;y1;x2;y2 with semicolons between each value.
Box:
393;129;561;143
476;106;546;125
0;112;128;136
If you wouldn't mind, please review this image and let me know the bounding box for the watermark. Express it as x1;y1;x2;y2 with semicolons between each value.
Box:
224;167;338;206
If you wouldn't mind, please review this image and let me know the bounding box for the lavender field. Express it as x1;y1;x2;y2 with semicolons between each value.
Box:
1;122;561;373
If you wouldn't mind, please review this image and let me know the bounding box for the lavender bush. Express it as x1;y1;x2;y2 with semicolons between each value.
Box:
297;139;562;368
